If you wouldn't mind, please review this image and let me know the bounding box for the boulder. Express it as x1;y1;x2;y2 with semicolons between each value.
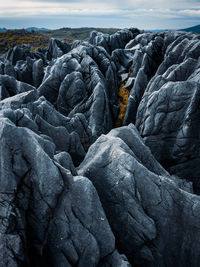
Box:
78;125;200;266
0;117;128;266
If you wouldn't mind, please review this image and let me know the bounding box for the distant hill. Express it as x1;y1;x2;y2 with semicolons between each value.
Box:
26;27;49;32
0;27;49;32
179;25;200;33
0;27;119;41
0;28;7;32
147;29;164;33
40;27;120;41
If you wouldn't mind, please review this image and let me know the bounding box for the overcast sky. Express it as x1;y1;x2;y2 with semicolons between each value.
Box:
0;0;200;29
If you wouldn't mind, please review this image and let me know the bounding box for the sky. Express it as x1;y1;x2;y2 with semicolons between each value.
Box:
0;0;200;30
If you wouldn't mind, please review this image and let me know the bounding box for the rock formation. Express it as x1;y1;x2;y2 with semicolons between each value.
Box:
0;28;200;266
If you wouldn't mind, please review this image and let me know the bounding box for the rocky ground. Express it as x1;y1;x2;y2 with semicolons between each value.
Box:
0;28;200;266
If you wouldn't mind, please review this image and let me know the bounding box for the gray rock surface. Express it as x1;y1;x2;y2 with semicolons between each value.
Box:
38;43;118;138
0;74;36;100
123;34;164;124
0;117;128;266
1;28;200;267
89;28;140;53
78;125;200;266
46;38;71;60
6;45;33;65
131;32;200;192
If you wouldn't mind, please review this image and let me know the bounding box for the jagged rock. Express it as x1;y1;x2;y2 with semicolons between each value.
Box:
46;38;71;60
32;58;44;87
4;60;17;78
54;152;77;176
1;28;200;267
78;124;200;266
0;61;4;74
0;96;91;166
123;68;148;125
16;56;34;85
3;46;46;87
57;71;87;115
89;28;140;53
119;72;129;85
0;117;128;266
0;90;38;110
136;80;200;193
0;83;9;100
6;45;33;65
39;44;118;138
15;108;38;132
35;114;71;152
0;74;36;100
123;36;164;125
35;114;86;165
157;33;200;76
26;97;93;155
112;49;134;77
125;77;135;90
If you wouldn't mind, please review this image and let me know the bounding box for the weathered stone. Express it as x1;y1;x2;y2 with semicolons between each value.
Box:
0;28;200;267
78;125;200;266
0;117;125;266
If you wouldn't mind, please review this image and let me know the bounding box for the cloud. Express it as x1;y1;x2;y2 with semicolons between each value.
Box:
0;1;129;18
179;9;200;16
0;0;199;29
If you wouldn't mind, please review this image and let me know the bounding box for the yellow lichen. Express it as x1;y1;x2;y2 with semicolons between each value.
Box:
115;83;130;127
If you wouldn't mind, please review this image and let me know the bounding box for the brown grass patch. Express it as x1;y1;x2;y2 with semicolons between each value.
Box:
115;83;130;127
